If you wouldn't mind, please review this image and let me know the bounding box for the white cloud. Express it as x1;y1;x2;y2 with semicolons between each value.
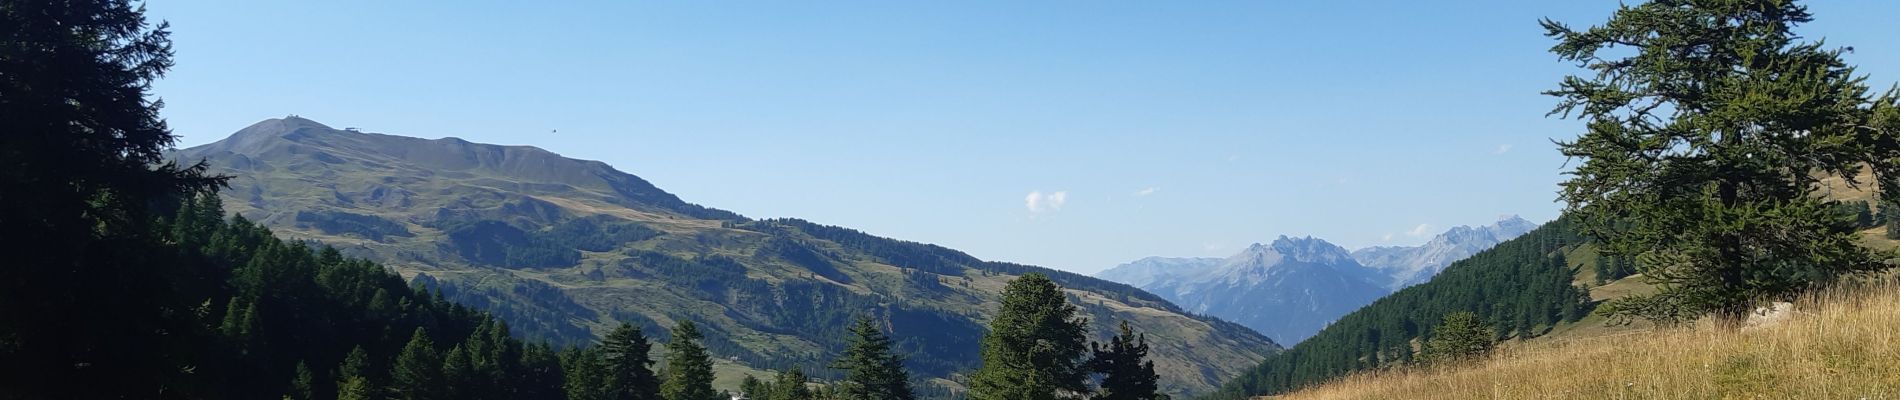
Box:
1382;233;1395;241
1406;223;1433;237
1025;190;1069;213
1134;187;1159;197
1494;144;1513;154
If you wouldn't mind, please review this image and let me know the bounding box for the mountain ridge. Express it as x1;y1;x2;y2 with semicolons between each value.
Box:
1095;218;1538;344
169;117;1277;397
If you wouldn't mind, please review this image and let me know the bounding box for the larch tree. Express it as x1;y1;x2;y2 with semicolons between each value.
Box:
602;323;661;400
1088;321;1166;400
0;0;231;393
562;348;609;400
1544;0;1900;324
831;316;914;400
968;273;1091;400
659;321;719;400
392;328;445;400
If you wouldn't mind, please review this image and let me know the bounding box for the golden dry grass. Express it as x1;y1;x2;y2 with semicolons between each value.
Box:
1272;282;1900;400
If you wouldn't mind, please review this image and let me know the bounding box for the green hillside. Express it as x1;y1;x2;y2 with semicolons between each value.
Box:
170;117;1279;397
1205;218;1597;399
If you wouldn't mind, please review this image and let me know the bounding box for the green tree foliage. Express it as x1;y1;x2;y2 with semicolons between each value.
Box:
969;274;1090;400
289;361;317;400
442;345;477;399
832;317;915;400
1593;254;1640;284
1418;312;1496;364
337;375;378;400
562;348;609;400
1211;220;1594;399
602;323;661;400
393;328;446;400
1885;200;1900;239
660;321;720;400
1543;0;1900;324
773;368;815;400
0;0;227;396
742;376;769;399
1088;321;1166;400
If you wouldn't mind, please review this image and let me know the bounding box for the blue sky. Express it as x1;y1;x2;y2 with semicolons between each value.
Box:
147;1;1900;274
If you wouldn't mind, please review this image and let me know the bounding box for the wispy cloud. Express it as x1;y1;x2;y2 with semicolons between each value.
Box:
1134;187;1159;197
1494;144;1513;154
1025;190;1069;213
1406;223;1433;237
1382;232;1395;241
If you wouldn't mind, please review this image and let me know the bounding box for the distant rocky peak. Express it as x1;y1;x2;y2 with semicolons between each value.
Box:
1491;215;1537;237
1254;234;1360;265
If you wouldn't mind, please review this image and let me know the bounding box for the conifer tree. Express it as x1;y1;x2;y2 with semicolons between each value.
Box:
337;346;378;400
337;375;378;400
740;376;768;400
562;348;609;400
1886;201;1900;239
517;344;567;400
1545;0;1900;324
441;345;476;399
340;346;372;381
1088;321;1165;400
392;328;445;400
772;368;814;400
602;323;661;400
969;273;1090;400
832;316;914;400
0;0;228;392
1420;312;1494;364
660;321;719;400
288;361;316;400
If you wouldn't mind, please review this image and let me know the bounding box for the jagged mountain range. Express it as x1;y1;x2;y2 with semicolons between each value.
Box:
1096;217;1537;344
168;117;1278;396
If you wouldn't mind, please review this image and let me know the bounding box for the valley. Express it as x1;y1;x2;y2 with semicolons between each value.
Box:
169;117;1278;396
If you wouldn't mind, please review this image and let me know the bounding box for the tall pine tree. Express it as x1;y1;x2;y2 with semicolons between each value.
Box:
602;323;661;400
1545;0;1900;324
392;328;445;400
659;321;718;400
1088;321;1165;400
0;0;228;393
831;316;914;400
562;348;609;400
969;273;1090;400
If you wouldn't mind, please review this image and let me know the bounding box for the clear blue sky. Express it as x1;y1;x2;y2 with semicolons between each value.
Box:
147;1;1900;274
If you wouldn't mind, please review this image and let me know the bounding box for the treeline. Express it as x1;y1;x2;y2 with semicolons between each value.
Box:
1206;219;1594;399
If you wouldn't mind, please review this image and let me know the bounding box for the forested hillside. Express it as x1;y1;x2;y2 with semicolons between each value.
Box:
168;116;1280;396
1206;219;1595;399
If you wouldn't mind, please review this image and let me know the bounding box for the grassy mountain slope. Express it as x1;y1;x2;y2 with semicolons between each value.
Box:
170;117;1278;396
1271;281;1900;399
1213;170;1892;399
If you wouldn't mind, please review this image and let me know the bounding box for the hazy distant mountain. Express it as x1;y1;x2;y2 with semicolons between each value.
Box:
1101;237;1388;344
169;117;1277;396
1096;218;1536;344
1093;256;1223;288
1351;216;1539;289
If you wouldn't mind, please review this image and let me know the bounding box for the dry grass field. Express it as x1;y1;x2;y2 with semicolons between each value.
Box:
1271;281;1900;400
